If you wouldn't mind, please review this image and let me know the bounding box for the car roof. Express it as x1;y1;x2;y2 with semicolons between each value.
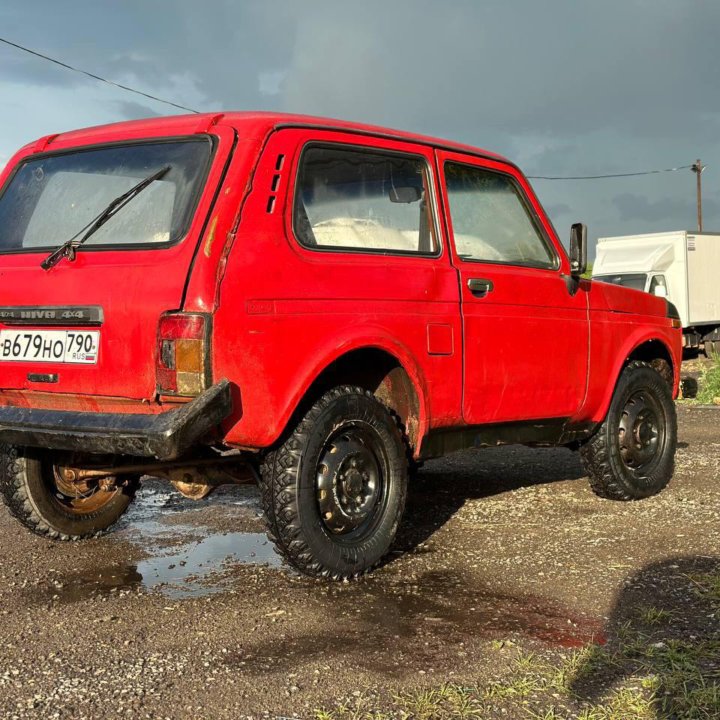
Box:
28;111;511;166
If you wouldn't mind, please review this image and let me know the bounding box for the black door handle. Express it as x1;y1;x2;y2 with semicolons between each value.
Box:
467;278;494;297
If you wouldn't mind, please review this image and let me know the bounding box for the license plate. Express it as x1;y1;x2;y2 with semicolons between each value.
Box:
0;329;100;364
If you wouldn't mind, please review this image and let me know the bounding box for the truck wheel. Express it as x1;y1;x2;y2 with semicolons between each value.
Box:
259;386;408;579
0;445;137;540
580;361;676;500
705;340;720;359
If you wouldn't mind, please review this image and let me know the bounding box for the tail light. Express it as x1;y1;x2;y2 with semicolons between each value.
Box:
156;313;210;396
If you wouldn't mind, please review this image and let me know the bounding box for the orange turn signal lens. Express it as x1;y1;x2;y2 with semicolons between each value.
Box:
175;338;204;373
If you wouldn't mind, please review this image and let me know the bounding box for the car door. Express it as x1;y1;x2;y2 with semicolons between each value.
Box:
436;149;589;425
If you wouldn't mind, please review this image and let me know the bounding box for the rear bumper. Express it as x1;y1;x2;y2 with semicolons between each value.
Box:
0;380;232;460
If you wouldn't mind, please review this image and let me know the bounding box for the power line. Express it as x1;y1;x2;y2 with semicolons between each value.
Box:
0;37;706;185
528;164;693;180
0;36;199;114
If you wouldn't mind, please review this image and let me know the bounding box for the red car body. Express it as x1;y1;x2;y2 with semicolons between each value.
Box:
0;112;681;459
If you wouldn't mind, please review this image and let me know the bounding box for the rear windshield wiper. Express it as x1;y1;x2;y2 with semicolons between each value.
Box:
41;166;170;271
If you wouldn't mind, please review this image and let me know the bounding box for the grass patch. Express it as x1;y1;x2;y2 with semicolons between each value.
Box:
574;687;656;720
315;631;720;719
314;684;486;720
693;360;720;404
636;605;674;626
548;643;619;694
686;572;720;605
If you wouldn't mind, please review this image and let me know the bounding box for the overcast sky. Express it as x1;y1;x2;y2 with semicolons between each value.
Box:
2;0;719;256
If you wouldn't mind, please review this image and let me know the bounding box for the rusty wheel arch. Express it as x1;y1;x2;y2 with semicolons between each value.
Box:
295;348;422;452
626;339;674;387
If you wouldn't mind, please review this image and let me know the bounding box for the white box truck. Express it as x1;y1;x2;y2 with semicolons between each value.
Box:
593;231;720;353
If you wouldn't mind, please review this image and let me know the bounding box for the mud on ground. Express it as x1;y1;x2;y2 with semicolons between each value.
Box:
0;404;718;718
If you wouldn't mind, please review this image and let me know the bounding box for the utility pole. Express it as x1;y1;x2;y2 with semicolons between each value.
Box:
691;159;706;232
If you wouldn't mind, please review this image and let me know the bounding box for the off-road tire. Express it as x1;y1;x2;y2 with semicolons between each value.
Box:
0;445;137;540
580;361;676;500
259;386;408;579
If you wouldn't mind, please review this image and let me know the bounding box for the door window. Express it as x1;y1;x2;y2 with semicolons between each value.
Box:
649;274;668;297
444;162;556;268
294;145;438;255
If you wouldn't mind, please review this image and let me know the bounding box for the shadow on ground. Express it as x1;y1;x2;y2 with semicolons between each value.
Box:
396;444;585;553
571;556;720;718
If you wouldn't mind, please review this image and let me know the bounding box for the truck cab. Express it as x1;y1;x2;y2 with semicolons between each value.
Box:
0;113;682;579
594;230;720;353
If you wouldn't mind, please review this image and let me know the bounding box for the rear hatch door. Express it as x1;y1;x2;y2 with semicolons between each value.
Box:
0;127;234;400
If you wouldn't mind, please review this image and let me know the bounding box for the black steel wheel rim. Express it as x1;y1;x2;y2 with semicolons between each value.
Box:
618;389;666;475
316;422;389;541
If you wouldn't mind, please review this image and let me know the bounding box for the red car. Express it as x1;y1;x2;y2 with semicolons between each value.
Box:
0;112;681;579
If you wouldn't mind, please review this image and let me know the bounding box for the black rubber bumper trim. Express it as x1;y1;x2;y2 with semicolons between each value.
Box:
0;379;233;461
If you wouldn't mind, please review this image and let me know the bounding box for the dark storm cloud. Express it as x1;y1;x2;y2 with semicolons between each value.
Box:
280;1;720;140
613;193;720;225
114;101;161;119
545;203;573;218
1;0;720;248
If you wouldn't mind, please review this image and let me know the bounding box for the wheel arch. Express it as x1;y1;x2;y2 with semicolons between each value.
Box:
277;340;428;456
626;339;675;386
593;335;678;423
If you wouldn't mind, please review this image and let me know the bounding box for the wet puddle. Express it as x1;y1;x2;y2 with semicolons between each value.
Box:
121;480;282;598
346;573;603;648
136;528;280;598
40;480;282;602
223;572;605;676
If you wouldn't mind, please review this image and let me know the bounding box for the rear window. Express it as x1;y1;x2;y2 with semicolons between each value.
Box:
0;138;213;252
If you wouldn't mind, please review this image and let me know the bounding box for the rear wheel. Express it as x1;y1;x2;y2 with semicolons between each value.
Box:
705;340;720;359
259;386;408;579
0;445;137;539
580;361;676;500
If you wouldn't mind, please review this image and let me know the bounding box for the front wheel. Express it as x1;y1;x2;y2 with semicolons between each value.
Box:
0;446;137;539
259;386;408;579
580;361;677;500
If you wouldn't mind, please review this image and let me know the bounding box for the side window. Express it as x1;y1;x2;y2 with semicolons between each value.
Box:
649;274;667;297
294;145;438;255
444;162;556;268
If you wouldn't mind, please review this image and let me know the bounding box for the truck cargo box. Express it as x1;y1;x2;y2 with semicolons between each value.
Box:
594;231;720;342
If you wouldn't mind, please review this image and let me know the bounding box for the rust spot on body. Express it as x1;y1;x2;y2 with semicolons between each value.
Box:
203;216;219;258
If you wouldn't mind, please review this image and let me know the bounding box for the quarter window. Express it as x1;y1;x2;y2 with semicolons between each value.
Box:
444;162;555;268
294;145;437;255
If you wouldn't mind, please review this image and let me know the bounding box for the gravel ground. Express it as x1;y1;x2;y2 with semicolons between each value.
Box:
0;401;718;719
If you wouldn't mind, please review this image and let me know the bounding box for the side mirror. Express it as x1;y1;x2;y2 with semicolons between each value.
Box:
569;223;587;277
